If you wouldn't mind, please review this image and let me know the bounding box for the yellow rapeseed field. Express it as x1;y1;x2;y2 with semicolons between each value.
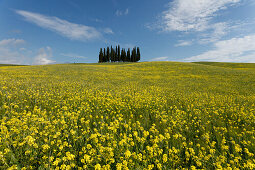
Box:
0;62;254;169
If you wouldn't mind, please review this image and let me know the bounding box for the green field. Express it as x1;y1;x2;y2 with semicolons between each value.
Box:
0;62;254;169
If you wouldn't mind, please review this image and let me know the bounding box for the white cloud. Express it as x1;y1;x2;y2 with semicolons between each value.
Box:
0;38;56;65
104;28;114;34
150;57;169;61
15;10;102;41
0;38;25;46
0;49;23;64
33;47;56;65
213;22;229;38
198;22;229;44
61;53;87;59
115;8;129;16
184;34;255;63
162;0;240;32
175;40;193;47
0;38;26;64
19;48;26;51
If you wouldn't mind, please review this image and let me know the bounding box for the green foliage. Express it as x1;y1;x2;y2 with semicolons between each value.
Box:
98;48;103;63
127;48;131;62
99;45;140;63
117;45;120;62
103;48;106;62
137;47;140;62
0;64;27;67
131;47;136;62
106;47;110;62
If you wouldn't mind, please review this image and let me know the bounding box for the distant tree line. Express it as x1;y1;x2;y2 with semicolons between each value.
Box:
99;45;140;63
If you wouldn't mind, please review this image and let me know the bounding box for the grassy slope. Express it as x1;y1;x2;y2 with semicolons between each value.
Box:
1;61;255;129
0;61;254;169
194;61;255;70
0;64;27;67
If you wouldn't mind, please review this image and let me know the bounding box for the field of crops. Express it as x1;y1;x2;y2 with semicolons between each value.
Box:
0;62;254;169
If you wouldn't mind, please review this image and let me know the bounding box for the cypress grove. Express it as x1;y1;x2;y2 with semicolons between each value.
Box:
99;45;141;63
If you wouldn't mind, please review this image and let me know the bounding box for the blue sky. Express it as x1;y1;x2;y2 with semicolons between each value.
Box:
0;0;255;64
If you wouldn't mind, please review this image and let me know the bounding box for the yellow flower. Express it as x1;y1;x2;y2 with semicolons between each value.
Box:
116;163;122;170
66;152;75;161
157;163;162;170
87;144;92;150
95;164;101;170
162;154;168;163
42;144;50;151
125;150;132;159
190;165;197;170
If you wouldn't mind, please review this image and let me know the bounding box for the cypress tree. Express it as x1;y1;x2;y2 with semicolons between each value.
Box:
117;45;120;62
115;46;118;62
106;47;110;62
134;47;137;62
113;46;116;62
136;47;140;62
133;47;137;62
112;49;115;62
99;48;103;63
123;49;127;62
100;45;140;62
121;48;125;62
131;49;133;62
112;48;116;62
131;47;136;62
103;48;106;62
120;49;123;62
127;48;131;62
109;46;112;62
131;50;133;62
110;46;114;62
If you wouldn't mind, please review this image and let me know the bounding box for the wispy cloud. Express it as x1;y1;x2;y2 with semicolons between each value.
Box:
198;22;232;44
154;0;249;46
0;38;25;46
184;34;255;63
161;0;240;32
0;38;56;65
61;53;87;59
104;28;114;34
115;8;129;16
175;40;193;47
150;56;169;61
15;10;102;41
33;47;56;65
0;38;27;64
19;48;26;51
